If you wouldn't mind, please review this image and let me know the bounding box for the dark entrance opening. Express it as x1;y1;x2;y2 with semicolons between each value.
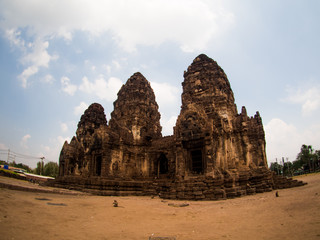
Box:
95;155;102;176
60;162;65;176
158;153;168;174
191;149;203;174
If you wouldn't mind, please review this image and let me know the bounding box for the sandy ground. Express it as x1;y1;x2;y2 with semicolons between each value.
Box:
0;174;319;240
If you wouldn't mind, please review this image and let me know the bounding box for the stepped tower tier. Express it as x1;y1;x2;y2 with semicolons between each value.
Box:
109;72;162;145
60;103;108;177
76;103;107;146
182;54;237;120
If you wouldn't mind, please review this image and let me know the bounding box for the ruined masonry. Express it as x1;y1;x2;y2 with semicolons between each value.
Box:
52;54;305;200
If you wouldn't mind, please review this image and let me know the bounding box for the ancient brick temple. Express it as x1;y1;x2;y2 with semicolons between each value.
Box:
53;54;304;200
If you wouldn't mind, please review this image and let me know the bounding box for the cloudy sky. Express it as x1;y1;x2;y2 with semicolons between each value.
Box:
0;0;319;168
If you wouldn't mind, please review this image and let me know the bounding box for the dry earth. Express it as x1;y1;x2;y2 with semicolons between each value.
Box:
0;174;319;240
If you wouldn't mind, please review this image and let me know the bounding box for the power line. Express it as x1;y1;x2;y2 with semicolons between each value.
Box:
0;149;44;162
12;150;42;159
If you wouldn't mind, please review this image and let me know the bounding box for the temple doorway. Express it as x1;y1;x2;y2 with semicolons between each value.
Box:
157;153;168;177
95;155;102;176
60;162;65;176
191;149;203;174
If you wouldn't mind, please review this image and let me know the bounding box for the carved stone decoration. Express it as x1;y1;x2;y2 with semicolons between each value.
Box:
77;103;107;139
109;72;162;145
53;54;305;200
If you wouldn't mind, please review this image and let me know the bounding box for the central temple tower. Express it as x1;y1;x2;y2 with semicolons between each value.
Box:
174;54;267;179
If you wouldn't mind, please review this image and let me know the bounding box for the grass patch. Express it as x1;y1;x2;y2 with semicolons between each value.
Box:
293;171;320;179
0;168;19;176
0;168;27;181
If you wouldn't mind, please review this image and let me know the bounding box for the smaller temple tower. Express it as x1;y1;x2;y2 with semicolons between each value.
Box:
109;72;162;145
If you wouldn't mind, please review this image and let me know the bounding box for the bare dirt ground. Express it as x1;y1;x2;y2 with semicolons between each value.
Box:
0;174;319;240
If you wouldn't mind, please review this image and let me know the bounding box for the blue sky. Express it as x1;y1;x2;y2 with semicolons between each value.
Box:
0;0;319;168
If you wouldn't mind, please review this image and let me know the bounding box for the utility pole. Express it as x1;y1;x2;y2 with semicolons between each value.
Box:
40;157;45;175
286;157;290;176
7;149;10;163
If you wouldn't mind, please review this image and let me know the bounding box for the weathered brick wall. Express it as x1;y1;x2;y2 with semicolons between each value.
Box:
49;168;305;200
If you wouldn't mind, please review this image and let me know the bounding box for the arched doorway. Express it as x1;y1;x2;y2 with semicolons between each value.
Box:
95;155;102;176
157;153;168;177
191;149;203;174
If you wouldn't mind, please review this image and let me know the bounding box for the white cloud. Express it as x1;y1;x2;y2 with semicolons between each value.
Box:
43;145;51;152
265;118;320;164
19;66;38;88
0;143;8;150
5;28;25;49
1;0;234;90
103;64;112;75
61;76;77;96
265;118;300;161
60;123;68;133
41;74;55;84
284;85;320;116
112;60;121;70
102;60;123;75
35;136;72;167
161;115;178;136
20;134;31;149
104;0;234;52
57;136;71;146
74;101;88;116
79;76;123;101
150;81;180;136
0;0;234;53
17;39;58;88
84;60;97;72
21;40;52;67
150;81;180;107
49;135;71;156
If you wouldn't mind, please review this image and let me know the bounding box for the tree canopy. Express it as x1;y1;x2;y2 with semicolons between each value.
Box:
43;161;59;178
34;161;59;178
270;144;319;176
294;144;319;173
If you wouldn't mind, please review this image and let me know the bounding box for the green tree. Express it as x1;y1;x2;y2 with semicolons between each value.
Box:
295;144;317;173
283;161;293;176
10;161;32;172
315;150;320;170
0;160;8;165
270;162;282;175
33;161;44;175
43;161;59;178
292;159;303;173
